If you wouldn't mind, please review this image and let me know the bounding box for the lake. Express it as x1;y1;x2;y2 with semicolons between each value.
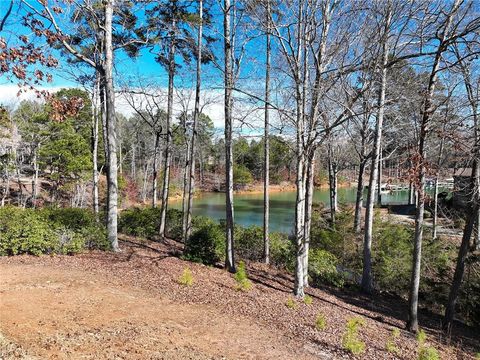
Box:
172;187;416;233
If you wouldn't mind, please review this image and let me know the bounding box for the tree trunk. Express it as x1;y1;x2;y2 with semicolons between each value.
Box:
131;143;136;179
104;0;120;252
184;0;203;244
432;136;444;239
31;149;39;208
303;153;315;287
377;143;382;205
327;142;336;224
91;77;100;218
182;133;191;240
142;160;150;203
159;19;176;238
224;0;235;273
406;0;460;330
263;0;271;265
152;132;160;207
443;197;478;331
354;159;366;233
361;4;391;294
92;100;99;217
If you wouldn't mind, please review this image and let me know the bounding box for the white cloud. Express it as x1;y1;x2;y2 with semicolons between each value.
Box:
0;84;282;138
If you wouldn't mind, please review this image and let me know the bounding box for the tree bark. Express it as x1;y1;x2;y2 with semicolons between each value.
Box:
224;0;235;273
303;152;315;287
91;83;99;217
407;1;459;331
31;149;39;208
354;159;366;233
263;0;271;265
152;132;160;207
104;0;119;252
361;3;391;294
327;142;337;224
443;180;478;331
184;0;203;244
377;143;382;205
159;18;176;238
432;136;445;239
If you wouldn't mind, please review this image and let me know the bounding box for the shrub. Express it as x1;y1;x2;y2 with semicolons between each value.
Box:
342;317;366;355
41;208;109;250
41;207;97;231
417;329;439;360
304;294;313;305
309;249;345;288
55;228;85;255
385;328;400;355
234;261;252;291
285;297;297;309
270;232;296;270
184;218;225;265
118;207;160;239
235;225;263;261
165;208;183;240
0;207;101;256
315;313;327;331
0;207;58;256
178;267;194;286
373;222;413;293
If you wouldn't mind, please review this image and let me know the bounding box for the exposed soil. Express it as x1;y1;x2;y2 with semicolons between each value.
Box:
1;237;478;360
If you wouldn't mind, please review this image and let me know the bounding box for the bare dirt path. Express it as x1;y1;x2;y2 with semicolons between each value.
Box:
0;263;311;359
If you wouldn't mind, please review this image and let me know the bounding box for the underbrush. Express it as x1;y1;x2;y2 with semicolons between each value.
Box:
0;206;109;256
118;207;182;240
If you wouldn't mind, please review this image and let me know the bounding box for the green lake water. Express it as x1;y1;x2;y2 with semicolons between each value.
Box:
172;188;415;234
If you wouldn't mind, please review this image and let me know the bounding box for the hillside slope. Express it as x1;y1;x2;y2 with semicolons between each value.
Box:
0;237;478;359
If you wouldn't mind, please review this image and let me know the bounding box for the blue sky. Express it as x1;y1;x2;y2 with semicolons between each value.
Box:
0;0;271;132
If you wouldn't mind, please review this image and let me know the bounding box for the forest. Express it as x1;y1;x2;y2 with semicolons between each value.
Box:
0;0;479;359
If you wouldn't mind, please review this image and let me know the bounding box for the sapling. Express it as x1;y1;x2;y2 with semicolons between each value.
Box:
179;267;194;286
342;317;366;354
234;261;252;291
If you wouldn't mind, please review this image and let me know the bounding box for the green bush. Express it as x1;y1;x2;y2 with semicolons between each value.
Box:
165;208;183;240
184;218;225;265
385;328;400;355
178;267;194;286
235;225;263;261
0;206;105;256
417;330;439;360
41;207;97;231
40;207;109;250
342;317;366;355
269;232;296;270
118;207;161;239
0;207;58;256
285;296;297;309
315;312;327;330
373;222;413;293
118;207;184;241
309;249;345;288
234;260;252;291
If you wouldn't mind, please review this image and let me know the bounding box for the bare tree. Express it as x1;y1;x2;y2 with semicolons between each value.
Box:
223;0;236;272
407;0;477;332
184;0;204;243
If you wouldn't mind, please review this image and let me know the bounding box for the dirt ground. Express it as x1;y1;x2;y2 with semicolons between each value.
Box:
0;265;311;359
0;238;478;360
